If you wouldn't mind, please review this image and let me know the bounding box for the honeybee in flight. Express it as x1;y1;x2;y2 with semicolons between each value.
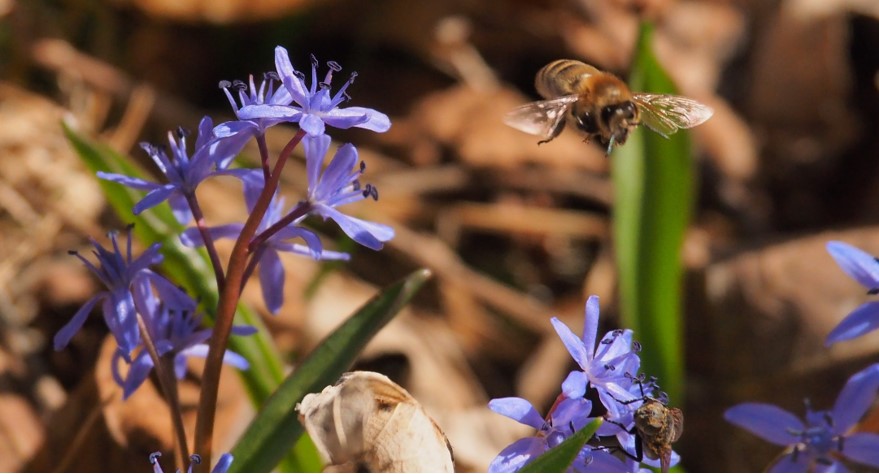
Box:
504;59;714;154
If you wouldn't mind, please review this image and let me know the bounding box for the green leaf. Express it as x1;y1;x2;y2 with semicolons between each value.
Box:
228;268;433;473
612;23;691;404
517;418;603;473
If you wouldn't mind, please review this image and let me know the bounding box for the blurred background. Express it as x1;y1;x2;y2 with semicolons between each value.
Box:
2;0;879;471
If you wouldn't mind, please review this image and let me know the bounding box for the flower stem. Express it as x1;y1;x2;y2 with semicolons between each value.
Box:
248;201;312;253
256;133;271;182
136;313;190;470
193;129;306;471
187;193;225;289
240;245;265;297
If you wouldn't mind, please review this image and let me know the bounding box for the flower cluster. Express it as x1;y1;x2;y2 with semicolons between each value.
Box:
488;296;680;472
724;241;879;472
54;45;395;469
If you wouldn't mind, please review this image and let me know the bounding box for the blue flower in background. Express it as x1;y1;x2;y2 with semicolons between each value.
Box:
302;134;394;250
113;285;255;399
725;363;879;472
236;46;391;137
826;241;879;344
55;231;166;361
98;116;255;224
552;296;642;420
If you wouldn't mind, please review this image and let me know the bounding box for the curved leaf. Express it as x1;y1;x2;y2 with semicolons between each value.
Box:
229;269;433;472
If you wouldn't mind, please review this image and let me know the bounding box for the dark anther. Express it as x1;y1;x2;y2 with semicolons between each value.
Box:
319;81;330;90
824;412;835;427
67;249;77;255
363;184;379;201
232;79;247;90
869;288;879;295
327;60;342;72
294;70;306;80
149;452;161;464
310;54;319;68
218;80;232;89
633;341;642;352
264;71;280;82
190;454;202;465
604;364;616;371
612;329;624;337
600;337;612;345
359;161;366;172
125;222;136;232
176;126;190;138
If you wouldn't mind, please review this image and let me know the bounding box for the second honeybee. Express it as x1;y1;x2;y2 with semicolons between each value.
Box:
504;59;714;154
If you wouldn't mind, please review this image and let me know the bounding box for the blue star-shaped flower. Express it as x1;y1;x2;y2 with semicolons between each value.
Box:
826;241;879;345
113;285;255;399
218;73;293;135
725;363;879;472
55;231;165;361
98;116;255;224
236;46;391;137
180;184;349;314
488;396;607;472
552;296;642;420
302;134;394;250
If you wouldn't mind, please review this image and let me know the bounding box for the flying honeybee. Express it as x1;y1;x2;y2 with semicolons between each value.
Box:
504;59;714;154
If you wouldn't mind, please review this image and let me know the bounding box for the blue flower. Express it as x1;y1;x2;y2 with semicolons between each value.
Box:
54;231;167;361
826;241;879;344
218;73;293;134
725;363;879;472
488;396;599;472
302;134;394;250
236;46;391;137
551;296;642;420
98;116;255;224
150;452;233;473
180;182;349;314
112;285;255;399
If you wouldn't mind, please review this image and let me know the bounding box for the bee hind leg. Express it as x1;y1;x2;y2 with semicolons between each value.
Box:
537;119;567;145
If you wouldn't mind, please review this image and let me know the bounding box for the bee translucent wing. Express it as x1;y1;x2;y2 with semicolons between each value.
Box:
503;95;579;141
632;93;714;138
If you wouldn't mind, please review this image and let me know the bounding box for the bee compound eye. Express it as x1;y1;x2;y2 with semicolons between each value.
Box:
575;111;598;133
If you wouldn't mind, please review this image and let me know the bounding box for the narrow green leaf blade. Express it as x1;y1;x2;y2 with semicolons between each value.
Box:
612;23;691;403
517;418;603;473
228;269;433;473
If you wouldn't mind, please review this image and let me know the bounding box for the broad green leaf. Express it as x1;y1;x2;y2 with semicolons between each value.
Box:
612;23;691;404
517;419;603;473
229;269;433;473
